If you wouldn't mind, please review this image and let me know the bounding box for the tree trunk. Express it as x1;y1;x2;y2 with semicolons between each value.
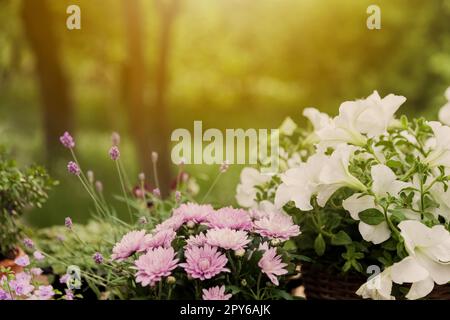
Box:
152;0;180;195
122;0;179;196
21;0;73;165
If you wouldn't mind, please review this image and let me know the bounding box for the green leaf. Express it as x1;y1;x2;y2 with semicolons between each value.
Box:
331;231;352;246
226;285;242;295
359;208;385;225
271;288;293;300
314;234;326;256
386;160;402;169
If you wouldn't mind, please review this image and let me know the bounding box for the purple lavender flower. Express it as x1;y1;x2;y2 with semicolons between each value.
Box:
93;252;104;264
175;191;181;202
65;217;73;229
152;188;161;197
60;132;75;149
14;255;30;267
67;161;80;175
33;251;45;261
23;238;35;249
109;146;120;161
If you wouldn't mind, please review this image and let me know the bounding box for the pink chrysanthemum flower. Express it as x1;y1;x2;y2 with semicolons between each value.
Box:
135;247;179;287
254;212;300;241
144;229;176;250
173;203;214;224
111;230;148;261
258;247;288;286
154;214;185;232
206;207;252;230
181;245;230;280
185;233;208;248
205;228;250;251
202;285;232;300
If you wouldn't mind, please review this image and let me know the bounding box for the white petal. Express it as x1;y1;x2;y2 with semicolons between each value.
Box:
342;194;375;220
416;252;450;285
358;221;391;244
391;256;429;284
405;277;435;300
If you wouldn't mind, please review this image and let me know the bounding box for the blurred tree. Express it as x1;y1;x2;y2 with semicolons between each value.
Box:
152;0;180;194
21;0;73;164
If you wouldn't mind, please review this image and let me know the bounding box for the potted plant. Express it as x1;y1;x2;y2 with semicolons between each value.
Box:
0;145;55;274
32;132;301;300
236;90;450;300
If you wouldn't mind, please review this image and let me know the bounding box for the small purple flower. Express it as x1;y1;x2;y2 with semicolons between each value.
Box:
60;274;70;284
220;160;230;173
23;238;35;249
34;285;54;300
109;146;120;161
56;234;65;242
152;188;161;197
175;191;181;202
65;217;73;229
60;132;75;149
33;251;45;261
0;289;12;300
64;289;74;300
93;252;104;264
67;161;80;175
14;255;30;267
30;268;43;276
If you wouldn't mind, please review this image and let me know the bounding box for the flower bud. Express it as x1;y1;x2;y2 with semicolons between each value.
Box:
271;238;281;246
111;132;120;146
95;181;103;193
166;276;176;284
186;221;195;229
138;172;145;182
87;170;94;184
241;279;248;287
234;248;245;257
151;151;158;163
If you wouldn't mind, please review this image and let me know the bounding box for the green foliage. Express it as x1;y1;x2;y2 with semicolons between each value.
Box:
0;146;55;257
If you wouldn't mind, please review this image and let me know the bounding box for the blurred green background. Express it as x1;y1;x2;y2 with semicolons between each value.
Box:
1;0;450;227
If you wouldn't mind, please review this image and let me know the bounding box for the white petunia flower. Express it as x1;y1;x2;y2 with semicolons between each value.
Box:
438;87;450;125
317;91;406;148
390;221;450;300
424;121;450;168
342;164;410;244
317;145;366;206
235;168;271;208
356;267;395;300
274;153;328;211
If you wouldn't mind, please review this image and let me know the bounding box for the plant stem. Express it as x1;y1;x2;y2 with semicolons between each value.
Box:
201;171;222;204
115;161;133;222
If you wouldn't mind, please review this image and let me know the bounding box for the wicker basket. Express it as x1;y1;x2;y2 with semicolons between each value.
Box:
301;263;450;300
